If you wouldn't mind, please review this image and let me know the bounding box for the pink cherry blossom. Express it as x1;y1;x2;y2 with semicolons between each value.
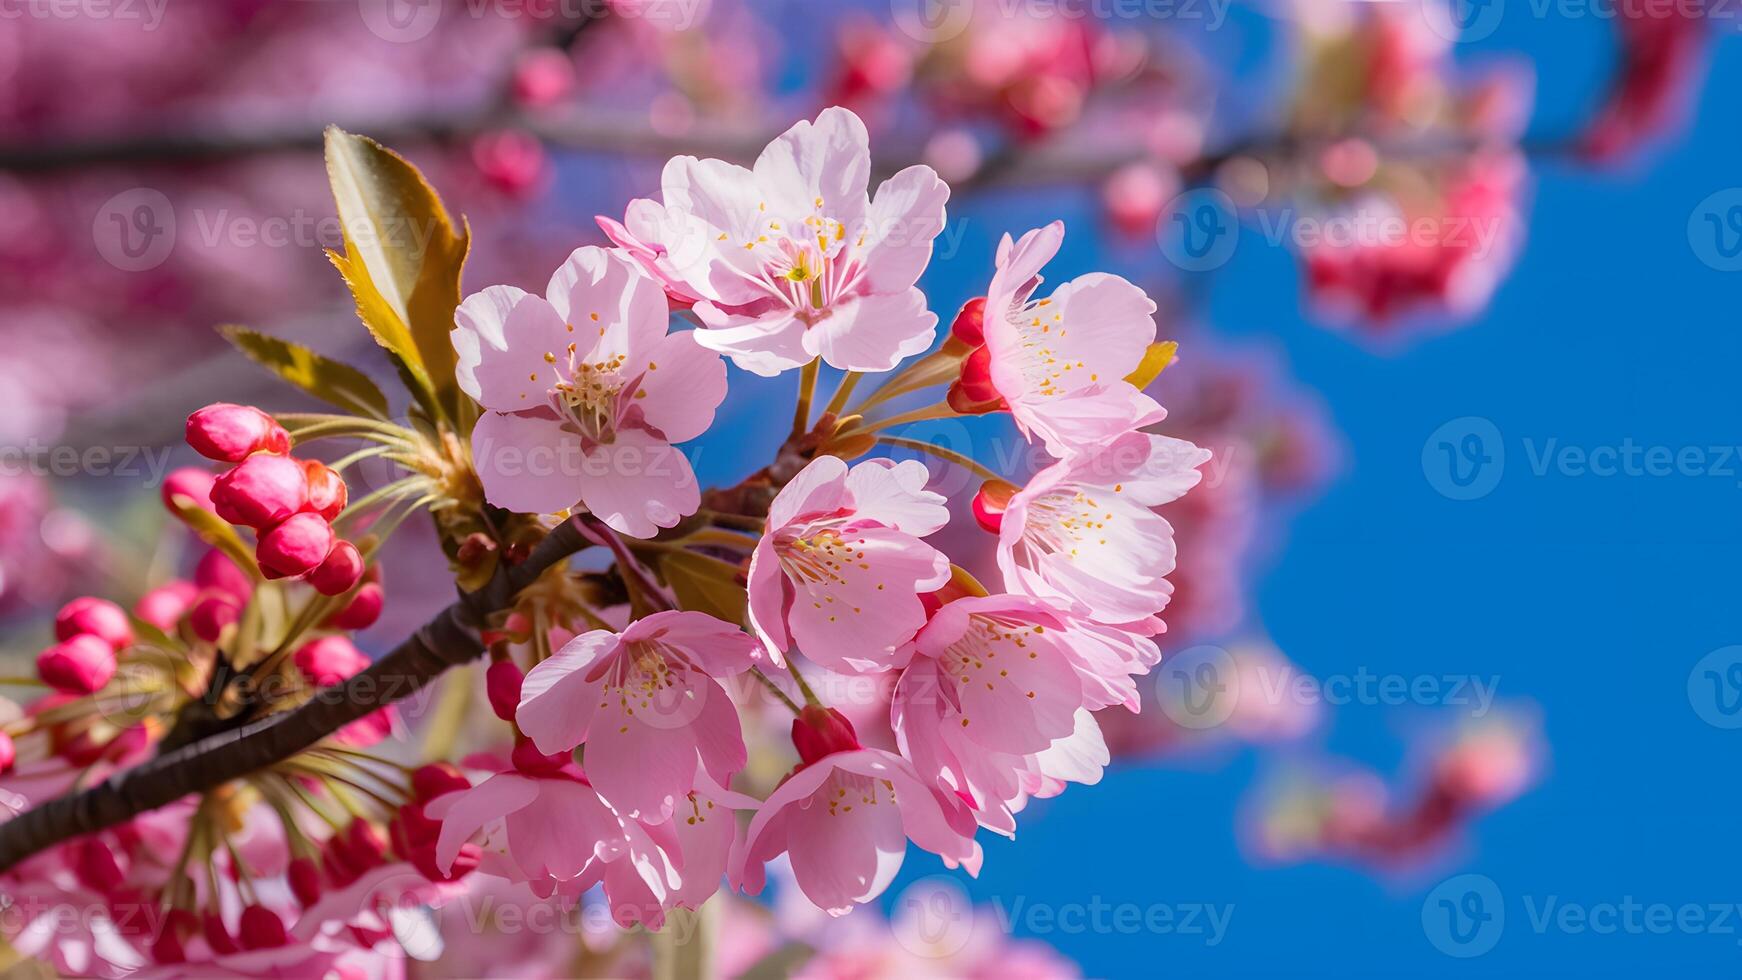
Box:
455;245;727;538
996;426;1210;626
747;456;952;673
515;610;760;820
600;107;950;377
730;748;981;916
979;221;1163;456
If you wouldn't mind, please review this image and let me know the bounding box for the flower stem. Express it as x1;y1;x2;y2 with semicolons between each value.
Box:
877;435;1005;484
749;668;802;716
822;371;861;418
791;358;820;437
787;659;822;707
845;402;959;437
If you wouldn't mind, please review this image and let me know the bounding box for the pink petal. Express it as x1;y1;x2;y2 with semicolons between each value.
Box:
452;286;569;410
804;287;937;374
471;410;587;515
577;429;700;539
633;330;727;445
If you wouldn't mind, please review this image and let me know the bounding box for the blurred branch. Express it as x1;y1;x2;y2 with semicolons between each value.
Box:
0;518;589;874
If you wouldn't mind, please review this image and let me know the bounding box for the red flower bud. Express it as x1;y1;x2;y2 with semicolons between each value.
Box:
257;513;335;579
188;593;242;643
288;856;323;907
134;582;197;632
307;541;364;597
301;461;348;522
950;296;988;347
511;740;568;774
37;634;116;694
947;344;1007;415
54;597;133;651
160;467;217;514
971;479;1019;534
237;905;288;950
338;820;390;874
185;404;288;463
293;636;368;688
323;581;384;631
791;705;861;766
411;763;470;804
194;549;252;603
486;659;524;722
71;837;126;894
151;909;195;965
0;731;14;775
213;454;308;530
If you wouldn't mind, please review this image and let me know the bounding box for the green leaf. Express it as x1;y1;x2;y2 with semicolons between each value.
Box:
217;325;390;419
660;551;748;627
324;127;470;422
167;498;261;581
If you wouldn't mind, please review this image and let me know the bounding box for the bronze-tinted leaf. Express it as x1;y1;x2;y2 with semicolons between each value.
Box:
217;324;390;419
660;550;749;627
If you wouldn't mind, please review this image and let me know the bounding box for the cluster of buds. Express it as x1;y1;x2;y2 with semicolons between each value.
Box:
185;403;363;594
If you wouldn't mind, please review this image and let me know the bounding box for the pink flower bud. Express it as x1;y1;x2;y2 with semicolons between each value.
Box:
947;343;1006;415
511;47;574;107
486;659;524;722
511;739;568;774
339;820;389;874
302;460;348;522
72;837;126;894
188;593;242;643
213;454;308;530
288;856;323;907
472;129;547;198
411;763;470;804
237;905;288;951
194;549;252;602
293;636;368;688
54;597;133;650
160;467;216;514
307;541;364;597
323;581;383;631
971;479;1019;534
185;404;288;462
37;634;116;694
950;296;988;347
0;731;14;774
134;582;197;631
791;705;861;766
256;513;334;579
151;909;195;965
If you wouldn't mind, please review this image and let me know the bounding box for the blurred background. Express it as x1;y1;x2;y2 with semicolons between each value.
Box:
0;0;1733;975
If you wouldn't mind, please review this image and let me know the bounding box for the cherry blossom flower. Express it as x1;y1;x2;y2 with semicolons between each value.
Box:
747;456;951;672
994;427;1210;627
455;246;727;538
515;610;760;820
731;709;981;915
600;107;950;376
963;221;1163;456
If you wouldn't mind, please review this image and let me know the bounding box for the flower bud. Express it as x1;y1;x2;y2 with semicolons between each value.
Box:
257;513;334;579
288;856;323;907
971;479;1019;534
323;581;383;631
338;820;390;874
150;909;195;965
194;549;252;603
160;467;216;514
71;837;126;894
950;296;988;347
212;454;308;530
237;905;288;950
947;344;1006;415
302;460;348;522
186;404;288;462
412;763;470;804
413;840;480;883
188;593;242;643
293;636;368;688
54;597;133;651
486;659;524;722
37;634;116;694
791;705;861;766
134;582;197;631
0;731;14;774
307;541;364;597
511;739;568;774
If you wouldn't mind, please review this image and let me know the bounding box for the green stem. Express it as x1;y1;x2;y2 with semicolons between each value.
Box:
844;402;958;437
787;660;822;707
791;358;820;437
749;667;803;716
822;371;862;419
877;435;1005;484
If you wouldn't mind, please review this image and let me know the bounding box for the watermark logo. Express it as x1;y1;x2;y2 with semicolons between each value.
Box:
891;0;974;41
93;188;174;272
1156;644;1237;730
1420;0;1506;42
1688;646;1742;729
1423;873;1505;957
1423;416;1505;500
893;875;976;957
359;0;443;43
1158;188;1238;272
1688;189;1742;271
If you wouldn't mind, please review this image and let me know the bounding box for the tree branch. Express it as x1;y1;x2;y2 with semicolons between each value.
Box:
0;518;589;874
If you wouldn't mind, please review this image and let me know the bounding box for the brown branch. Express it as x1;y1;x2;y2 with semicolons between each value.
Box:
0;518;590;874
